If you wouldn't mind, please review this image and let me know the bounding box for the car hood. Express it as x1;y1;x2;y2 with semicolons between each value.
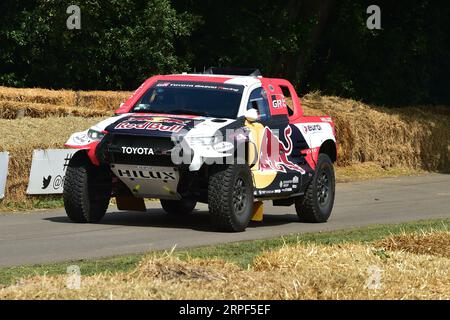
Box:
98;113;242;139
104;114;204;137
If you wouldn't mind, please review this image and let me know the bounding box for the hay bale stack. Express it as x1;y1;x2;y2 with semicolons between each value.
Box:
301;92;450;171
0;86;76;106
76;91;132;110
0;86;132;115
0;116;107;209
0;100;109;119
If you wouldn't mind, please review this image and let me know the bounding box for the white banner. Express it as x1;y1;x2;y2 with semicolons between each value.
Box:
0;152;9;199
27;149;78;195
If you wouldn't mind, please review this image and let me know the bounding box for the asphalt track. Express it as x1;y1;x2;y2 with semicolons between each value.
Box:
0;174;449;267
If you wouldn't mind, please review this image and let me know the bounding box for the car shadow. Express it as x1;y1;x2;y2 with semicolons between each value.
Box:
44;208;300;232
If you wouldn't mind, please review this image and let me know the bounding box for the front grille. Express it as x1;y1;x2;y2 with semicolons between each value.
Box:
110;134;175;153
99;134;177;166
111;153;173;166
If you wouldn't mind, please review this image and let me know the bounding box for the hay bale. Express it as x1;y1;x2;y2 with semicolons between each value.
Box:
76;91;132;110
0;116;107;209
0;86;76;106
301;93;450;172
0;100;109;119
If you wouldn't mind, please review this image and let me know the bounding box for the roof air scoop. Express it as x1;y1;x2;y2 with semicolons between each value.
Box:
203;67;262;77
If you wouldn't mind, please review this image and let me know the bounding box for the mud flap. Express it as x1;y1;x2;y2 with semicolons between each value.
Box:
116;196;147;212
251;201;264;222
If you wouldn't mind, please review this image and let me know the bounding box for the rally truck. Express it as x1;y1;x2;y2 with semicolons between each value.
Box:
64;68;337;232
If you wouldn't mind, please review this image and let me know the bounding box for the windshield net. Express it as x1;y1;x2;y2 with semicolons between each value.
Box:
132;81;244;119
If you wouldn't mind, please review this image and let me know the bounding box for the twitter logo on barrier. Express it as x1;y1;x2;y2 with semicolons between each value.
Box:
42;175;52;189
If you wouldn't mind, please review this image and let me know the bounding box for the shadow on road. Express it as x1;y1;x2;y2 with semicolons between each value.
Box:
44;208;300;232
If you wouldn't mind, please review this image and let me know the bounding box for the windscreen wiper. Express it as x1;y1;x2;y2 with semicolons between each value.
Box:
133;108;168;114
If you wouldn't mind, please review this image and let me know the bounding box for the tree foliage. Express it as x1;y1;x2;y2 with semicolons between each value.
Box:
0;0;448;106
0;0;199;90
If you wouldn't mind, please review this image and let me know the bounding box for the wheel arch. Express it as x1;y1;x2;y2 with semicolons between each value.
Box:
319;139;337;163
68;149;92;167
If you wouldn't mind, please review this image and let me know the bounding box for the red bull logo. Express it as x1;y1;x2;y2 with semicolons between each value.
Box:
259;126;305;174
115;116;189;133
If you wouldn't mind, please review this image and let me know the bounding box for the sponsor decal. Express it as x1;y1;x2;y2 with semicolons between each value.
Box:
121;147;154;155
279;177;299;189
302;124;322;134
116;168;176;182
155;81;243;93
73;133;90;144
271;95;287;109
259;126;306;174
115;116;188;133
156;82;171;87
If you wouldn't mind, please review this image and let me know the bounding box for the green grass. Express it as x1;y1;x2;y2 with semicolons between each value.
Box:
0;196;64;212
0;218;448;287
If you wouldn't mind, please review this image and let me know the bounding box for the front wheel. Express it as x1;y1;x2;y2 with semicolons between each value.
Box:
295;153;335;223
208;165;254;232
63;152;111;223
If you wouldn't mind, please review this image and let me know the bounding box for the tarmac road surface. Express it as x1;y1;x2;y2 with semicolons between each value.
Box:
0;174;449;267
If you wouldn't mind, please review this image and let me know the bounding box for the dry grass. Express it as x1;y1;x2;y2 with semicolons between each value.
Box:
301;92;450;172
335;162;425;182
1;238;448;299
373;230;450;259
0;117;107;208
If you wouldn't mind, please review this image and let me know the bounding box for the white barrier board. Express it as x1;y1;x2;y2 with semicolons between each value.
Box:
0;152;9;199
27;149;77;195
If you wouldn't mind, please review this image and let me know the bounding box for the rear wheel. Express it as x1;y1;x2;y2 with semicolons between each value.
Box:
208;165;254;232
295;153;335;223
160;198;197;215
63;152;111;223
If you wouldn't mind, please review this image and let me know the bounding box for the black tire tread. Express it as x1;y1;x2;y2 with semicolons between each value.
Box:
63;154;110;223
295;153;335;223
208;165;253;232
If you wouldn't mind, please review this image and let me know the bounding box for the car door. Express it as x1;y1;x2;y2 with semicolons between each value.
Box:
246;82;306;198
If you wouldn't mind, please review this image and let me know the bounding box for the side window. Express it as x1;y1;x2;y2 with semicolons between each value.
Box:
247;87;270;120
279;85;294;117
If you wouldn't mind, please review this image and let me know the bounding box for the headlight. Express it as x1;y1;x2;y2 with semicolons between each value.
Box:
87;129;105;141
185;136;217;147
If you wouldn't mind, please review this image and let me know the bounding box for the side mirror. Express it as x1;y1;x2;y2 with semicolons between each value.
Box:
244;108;259;122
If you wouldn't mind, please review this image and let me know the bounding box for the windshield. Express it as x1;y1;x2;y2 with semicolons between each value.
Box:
132;81;244;119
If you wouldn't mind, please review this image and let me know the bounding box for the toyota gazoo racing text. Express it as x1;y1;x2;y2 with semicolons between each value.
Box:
64;68;337;232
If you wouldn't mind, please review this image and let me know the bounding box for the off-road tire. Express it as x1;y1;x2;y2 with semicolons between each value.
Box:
63;152;112;223
295;153;335;223
208;164;254;232
160;198;197;215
